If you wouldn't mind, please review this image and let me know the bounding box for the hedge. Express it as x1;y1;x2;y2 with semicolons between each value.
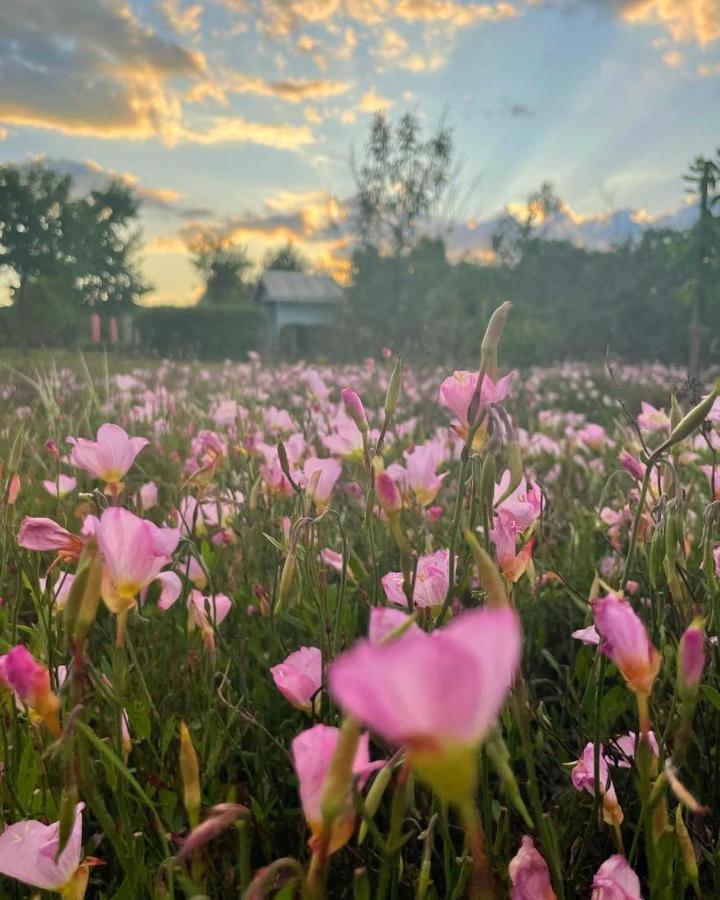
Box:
134;305;267;360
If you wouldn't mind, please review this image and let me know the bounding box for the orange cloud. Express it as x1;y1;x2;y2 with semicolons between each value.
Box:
178;116;314;148
358;90;394;112
393;0;519;26
160;0;203;34
620;0;720;47
226;72;352;102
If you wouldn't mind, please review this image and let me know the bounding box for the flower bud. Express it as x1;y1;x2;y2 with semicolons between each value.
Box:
341;389;369;436
480;301;511;381
274;550;297;613
320;718;362;825
383;357;403;419
675;805;700;891
463;528;508;607
618;450;644;481
678;618;705;699
655;380;720;457
180;721;201;828
358;764;392;844
375;470;401;517
64;541;103;646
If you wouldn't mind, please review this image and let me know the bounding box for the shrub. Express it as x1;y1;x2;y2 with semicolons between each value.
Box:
135;305;267;359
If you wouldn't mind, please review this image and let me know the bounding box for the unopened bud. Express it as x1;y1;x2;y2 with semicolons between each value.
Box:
383;357;403;418
678;618;705;699
375;470;401;517
358;764;393;844
64;541;103;645
320;718;362;824
655;380;720;457
618;450;644;481
675;805;700;889
180;721;201;828
480;301;511;380
275;551;297;613
176;803;249;862
342;389;369;436
56;783;79;861
463;528;508;606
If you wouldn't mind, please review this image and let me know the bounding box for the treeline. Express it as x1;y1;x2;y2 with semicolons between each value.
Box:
1;112;718;367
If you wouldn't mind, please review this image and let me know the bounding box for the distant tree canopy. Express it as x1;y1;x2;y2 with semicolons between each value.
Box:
0;161;149;320
343;117;720;369
352;111;454;255
190;235;253;307
264;242;308;272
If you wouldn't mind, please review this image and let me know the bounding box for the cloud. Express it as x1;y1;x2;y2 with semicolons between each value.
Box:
392;0;520;26
178;116;314;147
619;0;720;47
661;48;683;66
0;127;8;141
358;90;394;112
225;72;352;102
375;26;447;70
0;0;208;140
160;0;203;34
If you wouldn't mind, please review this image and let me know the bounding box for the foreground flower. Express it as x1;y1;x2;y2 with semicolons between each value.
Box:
592;594;660;696
291;724;379;854
0;645;61;736
678;618;706;698
591;854;641;899
96;507;180;633
508;835;556;899
439;370;514;431
302;456;342;509
0;802;89;896
271;646;322;712
328;605;521;802
70;423;148;487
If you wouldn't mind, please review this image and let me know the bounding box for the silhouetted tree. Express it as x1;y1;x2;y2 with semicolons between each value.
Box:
191;236;253;306
264;242;308;272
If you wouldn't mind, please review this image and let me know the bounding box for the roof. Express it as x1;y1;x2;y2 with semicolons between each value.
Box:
257;270;343;305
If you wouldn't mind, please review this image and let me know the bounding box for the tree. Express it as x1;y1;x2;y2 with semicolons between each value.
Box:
0;163;72;327
684;151;720;381
67;180;149;309
191;235;253;306
351;111;454;255
0;162;149;337
264;242;308;272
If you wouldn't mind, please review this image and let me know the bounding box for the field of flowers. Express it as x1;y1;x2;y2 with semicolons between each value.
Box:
1;306;719;899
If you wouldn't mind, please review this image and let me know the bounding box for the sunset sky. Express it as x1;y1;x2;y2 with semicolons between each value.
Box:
1;0;719;305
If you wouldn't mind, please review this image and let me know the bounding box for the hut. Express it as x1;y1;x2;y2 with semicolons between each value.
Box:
255;270;342;356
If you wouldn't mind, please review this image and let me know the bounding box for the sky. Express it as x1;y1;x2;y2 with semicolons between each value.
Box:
1;0;719;305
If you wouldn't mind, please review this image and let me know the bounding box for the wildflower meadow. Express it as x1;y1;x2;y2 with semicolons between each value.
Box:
1;305;720;899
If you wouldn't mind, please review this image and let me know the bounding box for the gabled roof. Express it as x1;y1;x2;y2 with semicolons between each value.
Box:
257;270;343;305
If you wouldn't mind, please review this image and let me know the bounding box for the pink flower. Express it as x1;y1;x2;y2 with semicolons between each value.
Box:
508;835;556;900
402;442;447;506
571;742;623;825
155;571;182;610
438;370;514;429
612;731;659;767
381;549;449;609
591;855;641;899
271;647;322;712
618;451;644;481
291;724;379;854
375;470;402;515
341;388;369;435
368;607;418;644
571;625;601;645
40;571;75;610
322;413;364;460
96;507;180;615
302;457;342;508
592;594;661;695
42;475;77;497
329;605;521;801
138;481;159;511
0;646;60;736
637;402;669;433
17;517;85;560
0;803;86;892
678;619;705;695
189;590;232;626
577;424;608;450
70;423;148;484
